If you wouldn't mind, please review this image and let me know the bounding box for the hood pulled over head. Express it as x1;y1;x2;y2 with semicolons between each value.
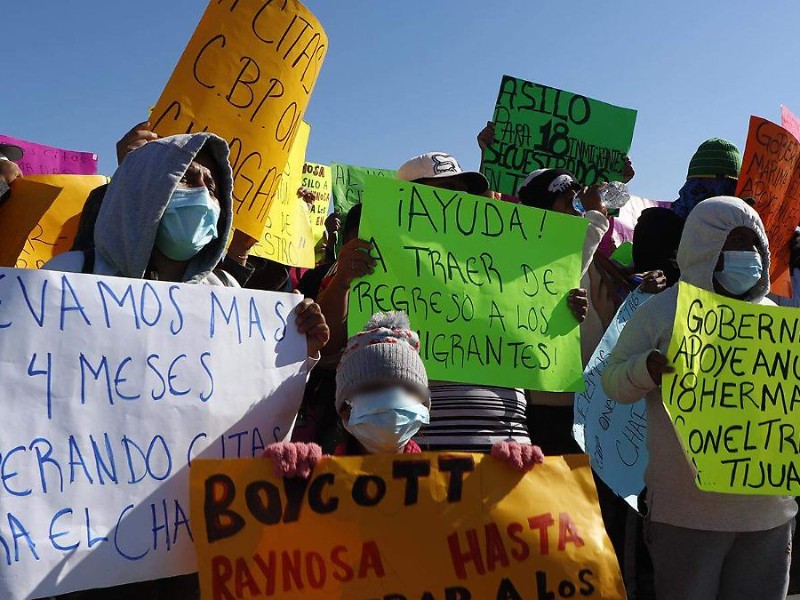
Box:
94;133;233;281
677;196;770;302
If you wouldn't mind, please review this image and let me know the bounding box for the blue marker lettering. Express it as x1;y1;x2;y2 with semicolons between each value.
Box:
167;354;190;396
49;508;79;552
168;285;184;335
97;281;140;330
146;354;166;401
114;357;141;401
60;275;92;331
199;352;214;402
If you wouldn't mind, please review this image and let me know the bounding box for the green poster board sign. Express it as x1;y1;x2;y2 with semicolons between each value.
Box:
348;176;588;391
331;163;397;216
482;75;637;196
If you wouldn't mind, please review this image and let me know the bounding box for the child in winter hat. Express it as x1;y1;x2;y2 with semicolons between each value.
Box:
264;312;543;475
334;311;431;455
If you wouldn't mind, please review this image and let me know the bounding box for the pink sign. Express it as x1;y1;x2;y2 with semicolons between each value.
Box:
0;134;98;175
781;105;800;142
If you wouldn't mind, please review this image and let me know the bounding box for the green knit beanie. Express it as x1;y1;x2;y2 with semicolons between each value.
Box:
686;138;742;180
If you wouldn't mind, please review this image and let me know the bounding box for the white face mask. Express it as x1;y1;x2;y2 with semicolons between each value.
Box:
345;388;430;454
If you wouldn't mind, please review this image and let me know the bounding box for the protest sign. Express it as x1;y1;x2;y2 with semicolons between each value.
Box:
3;175;107;269
0;134;98;176
781;105;800;142
610;241;633;267
663;282;800;495
0;180;63;267
251;122;315;268
349;177;588;391
331;163;396;216
150;0;327;239
736;116;800;297
191;453;626;600
303;162;332;244
0;268;308;597
574;288;652;506
482;75;637;196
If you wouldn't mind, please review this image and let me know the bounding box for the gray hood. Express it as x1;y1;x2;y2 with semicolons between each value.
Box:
677;196;771;302
94;133;234;282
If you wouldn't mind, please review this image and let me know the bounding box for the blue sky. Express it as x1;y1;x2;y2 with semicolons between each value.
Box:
3;1;799;200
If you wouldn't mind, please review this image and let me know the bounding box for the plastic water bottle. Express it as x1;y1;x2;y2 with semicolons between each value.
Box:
601;181;631;210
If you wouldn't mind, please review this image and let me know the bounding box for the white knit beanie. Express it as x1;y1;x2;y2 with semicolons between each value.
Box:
336;311;429;412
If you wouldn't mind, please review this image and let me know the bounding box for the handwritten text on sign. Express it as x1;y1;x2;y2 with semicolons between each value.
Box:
736;116;800;297
331;163;396;217
0;134;99;176
150;0;327;239
574;289;652;505
251;121;315;268
192;454;625;600
482;75;637;195
304;162;332;244
349;177;588;391
0;269;308;598
664;282;800;495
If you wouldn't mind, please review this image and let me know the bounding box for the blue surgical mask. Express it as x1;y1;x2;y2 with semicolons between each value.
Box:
714;250;762;295
155;186;220;261
345;388;430;454
572;196;586;215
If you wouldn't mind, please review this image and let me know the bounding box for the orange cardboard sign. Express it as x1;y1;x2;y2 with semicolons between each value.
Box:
737;116;800;297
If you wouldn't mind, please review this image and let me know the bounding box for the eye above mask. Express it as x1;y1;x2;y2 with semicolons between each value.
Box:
155;186;220;261
714;250;762;296
345;387;430;454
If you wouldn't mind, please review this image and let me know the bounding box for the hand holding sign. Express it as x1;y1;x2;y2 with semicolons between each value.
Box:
0;160;22;185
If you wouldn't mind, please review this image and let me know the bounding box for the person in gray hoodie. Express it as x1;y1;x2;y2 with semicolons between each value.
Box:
602;196;797;600
46;132;236;284
42;133;330;599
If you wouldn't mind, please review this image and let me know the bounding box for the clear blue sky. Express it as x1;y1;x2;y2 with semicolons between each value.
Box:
3;1;799;200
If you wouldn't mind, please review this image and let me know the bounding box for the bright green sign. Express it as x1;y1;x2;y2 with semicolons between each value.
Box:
482;75;637;196
331;164;396;216
348;176;588;392
664;282;800;495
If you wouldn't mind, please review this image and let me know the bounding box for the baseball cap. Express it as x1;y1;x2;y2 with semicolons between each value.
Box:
0;144;23;162
397;152;489;195
517;168;582;209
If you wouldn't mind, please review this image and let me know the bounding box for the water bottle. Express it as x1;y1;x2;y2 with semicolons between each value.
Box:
601;181;631;210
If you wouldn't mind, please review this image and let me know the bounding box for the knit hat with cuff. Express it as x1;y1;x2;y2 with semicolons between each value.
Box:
336;312;429;412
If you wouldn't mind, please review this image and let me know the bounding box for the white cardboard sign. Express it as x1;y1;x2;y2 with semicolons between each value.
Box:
0;268;308;598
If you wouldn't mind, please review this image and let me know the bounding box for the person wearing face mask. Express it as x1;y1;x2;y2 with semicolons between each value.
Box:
42;133;330;600
602;197;797;600
516;169;612;456
317;153;571;454
264;311;545;477
46;133;237;284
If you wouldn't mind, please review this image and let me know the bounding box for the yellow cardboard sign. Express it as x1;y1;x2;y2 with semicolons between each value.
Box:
191;454;625;599
0;180;62;267
251;121;315;268
664;282;800;495
150;0;327;240
303;162;332;244
2;175;107;268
